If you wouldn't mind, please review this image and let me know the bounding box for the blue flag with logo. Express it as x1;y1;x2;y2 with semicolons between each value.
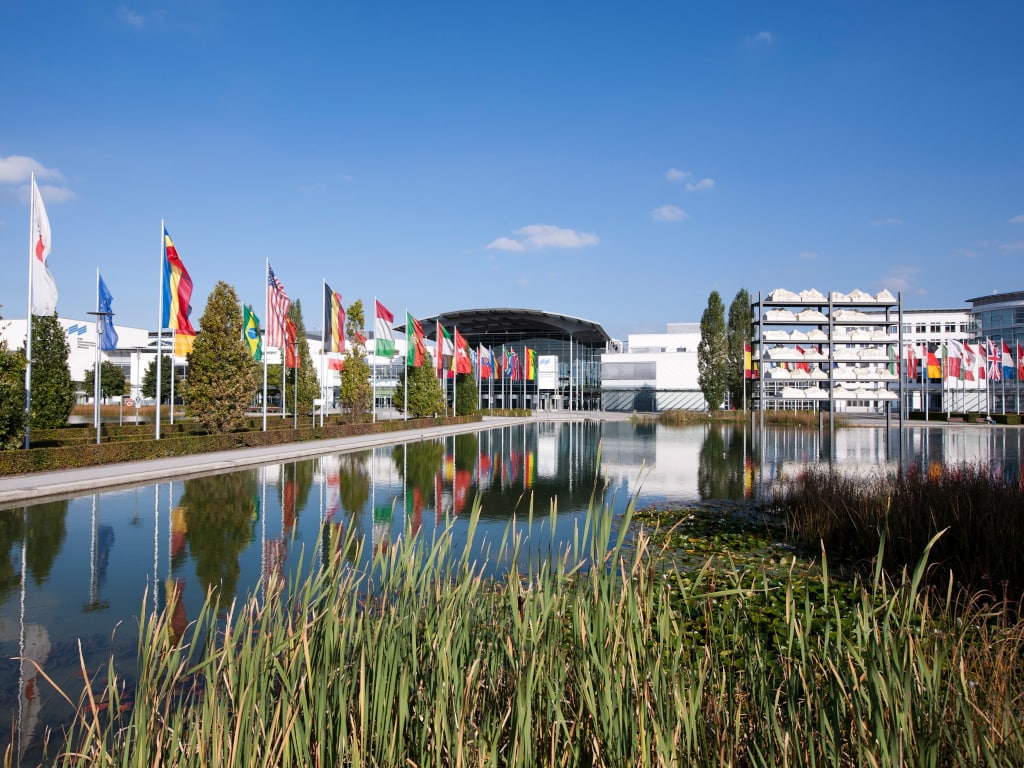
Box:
98;274;119;351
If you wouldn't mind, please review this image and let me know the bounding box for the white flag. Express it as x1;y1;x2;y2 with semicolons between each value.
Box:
30;176;58;315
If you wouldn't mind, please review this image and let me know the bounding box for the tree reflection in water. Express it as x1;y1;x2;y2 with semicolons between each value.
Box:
179;470;259;604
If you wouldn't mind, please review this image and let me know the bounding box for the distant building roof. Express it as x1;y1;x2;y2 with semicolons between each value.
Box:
411;308;611;347
965;291;1024;308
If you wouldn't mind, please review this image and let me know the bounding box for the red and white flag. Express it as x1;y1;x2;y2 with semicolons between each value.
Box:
30;176;58;315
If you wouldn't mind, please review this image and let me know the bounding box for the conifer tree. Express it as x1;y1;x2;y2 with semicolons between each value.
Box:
29;313;75;429
338;299;372;421
142;356;180;402
267;299;320;414
726;288;751;409
455;373;478;416
698;291;728;411
183;282;257;432
0;328;26;449
393;359;445;418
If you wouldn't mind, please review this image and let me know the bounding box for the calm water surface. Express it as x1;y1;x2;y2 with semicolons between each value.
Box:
2;420;1021;761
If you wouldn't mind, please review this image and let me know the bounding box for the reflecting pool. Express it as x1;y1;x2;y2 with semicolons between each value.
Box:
1;420;1020;762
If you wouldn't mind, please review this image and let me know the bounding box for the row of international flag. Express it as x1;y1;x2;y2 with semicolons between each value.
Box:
157;226;543;382
740;340;1024;384
908;339;1023;383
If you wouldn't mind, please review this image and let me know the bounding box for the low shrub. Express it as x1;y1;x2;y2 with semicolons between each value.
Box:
0;415;482;476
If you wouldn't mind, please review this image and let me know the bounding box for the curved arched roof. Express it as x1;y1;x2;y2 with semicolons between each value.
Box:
410;308;611;347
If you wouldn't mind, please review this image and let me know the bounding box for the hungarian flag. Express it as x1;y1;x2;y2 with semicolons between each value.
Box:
162;228;195;335
437;323;454;374
243;304;262;361
30;176;58;316
454;328;473;374
406;312;426;367
375;300;395;358
285;317;299;368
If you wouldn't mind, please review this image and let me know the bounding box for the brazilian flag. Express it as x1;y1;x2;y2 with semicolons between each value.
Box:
243;304;262;362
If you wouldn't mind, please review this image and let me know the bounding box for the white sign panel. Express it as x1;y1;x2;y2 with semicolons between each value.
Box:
538;355;558;391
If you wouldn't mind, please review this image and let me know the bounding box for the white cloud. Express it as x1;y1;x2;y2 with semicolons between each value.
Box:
877;266;924;295
998;241;1024;253
37;185;75;203
957;249;981;259
117;6;166;28
486;236;526;252
665;168;714;191
1009;214;1024;224
651;205;688;222
485;224;599;252
750;31;774;45
0;155;64;185
797;251;818;260
867;217;902;227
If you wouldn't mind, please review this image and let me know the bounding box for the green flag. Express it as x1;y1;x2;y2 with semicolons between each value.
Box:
243;304;262;362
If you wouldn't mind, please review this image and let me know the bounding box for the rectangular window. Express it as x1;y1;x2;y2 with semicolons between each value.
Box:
602;362;656;381
929;324;941;333
915;324;926;334
944;323;956;333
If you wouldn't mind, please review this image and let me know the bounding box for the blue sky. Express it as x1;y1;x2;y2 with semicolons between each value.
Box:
1;1;1022;342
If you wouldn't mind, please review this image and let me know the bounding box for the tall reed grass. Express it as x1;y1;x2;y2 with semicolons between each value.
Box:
774;463;1024;601
41;494;1024;767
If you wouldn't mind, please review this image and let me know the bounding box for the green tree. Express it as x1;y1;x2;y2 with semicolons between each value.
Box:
180;470;258;603
726;288;751;409
272;299;320;414
338;299;372;421
393;361;446;418
0;336;26;450
183;281;258;432
84;360;129;402
29;313;75;429
455;373;478;416
698;290;728;411
141;355;181;402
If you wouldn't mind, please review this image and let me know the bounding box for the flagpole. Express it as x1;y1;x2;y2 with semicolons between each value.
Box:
23;175;37;451
169;329;176;425
156;221;164;441
93;270;101;444
404;309;409;421
372;296;377;424
320;280;326;428
262;260;269;431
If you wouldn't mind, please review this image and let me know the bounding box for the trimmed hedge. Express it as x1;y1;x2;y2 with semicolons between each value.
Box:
0;415;482;476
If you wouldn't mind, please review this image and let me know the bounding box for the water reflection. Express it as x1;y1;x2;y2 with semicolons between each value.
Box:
0;420;1021;761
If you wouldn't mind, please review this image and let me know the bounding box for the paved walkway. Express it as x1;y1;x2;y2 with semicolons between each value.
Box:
0;411;627;508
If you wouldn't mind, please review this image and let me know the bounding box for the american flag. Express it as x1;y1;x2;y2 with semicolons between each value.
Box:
267;264;290;348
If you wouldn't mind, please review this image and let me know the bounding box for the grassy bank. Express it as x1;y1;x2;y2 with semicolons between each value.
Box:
43;493;1024;766
656;408;844;428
